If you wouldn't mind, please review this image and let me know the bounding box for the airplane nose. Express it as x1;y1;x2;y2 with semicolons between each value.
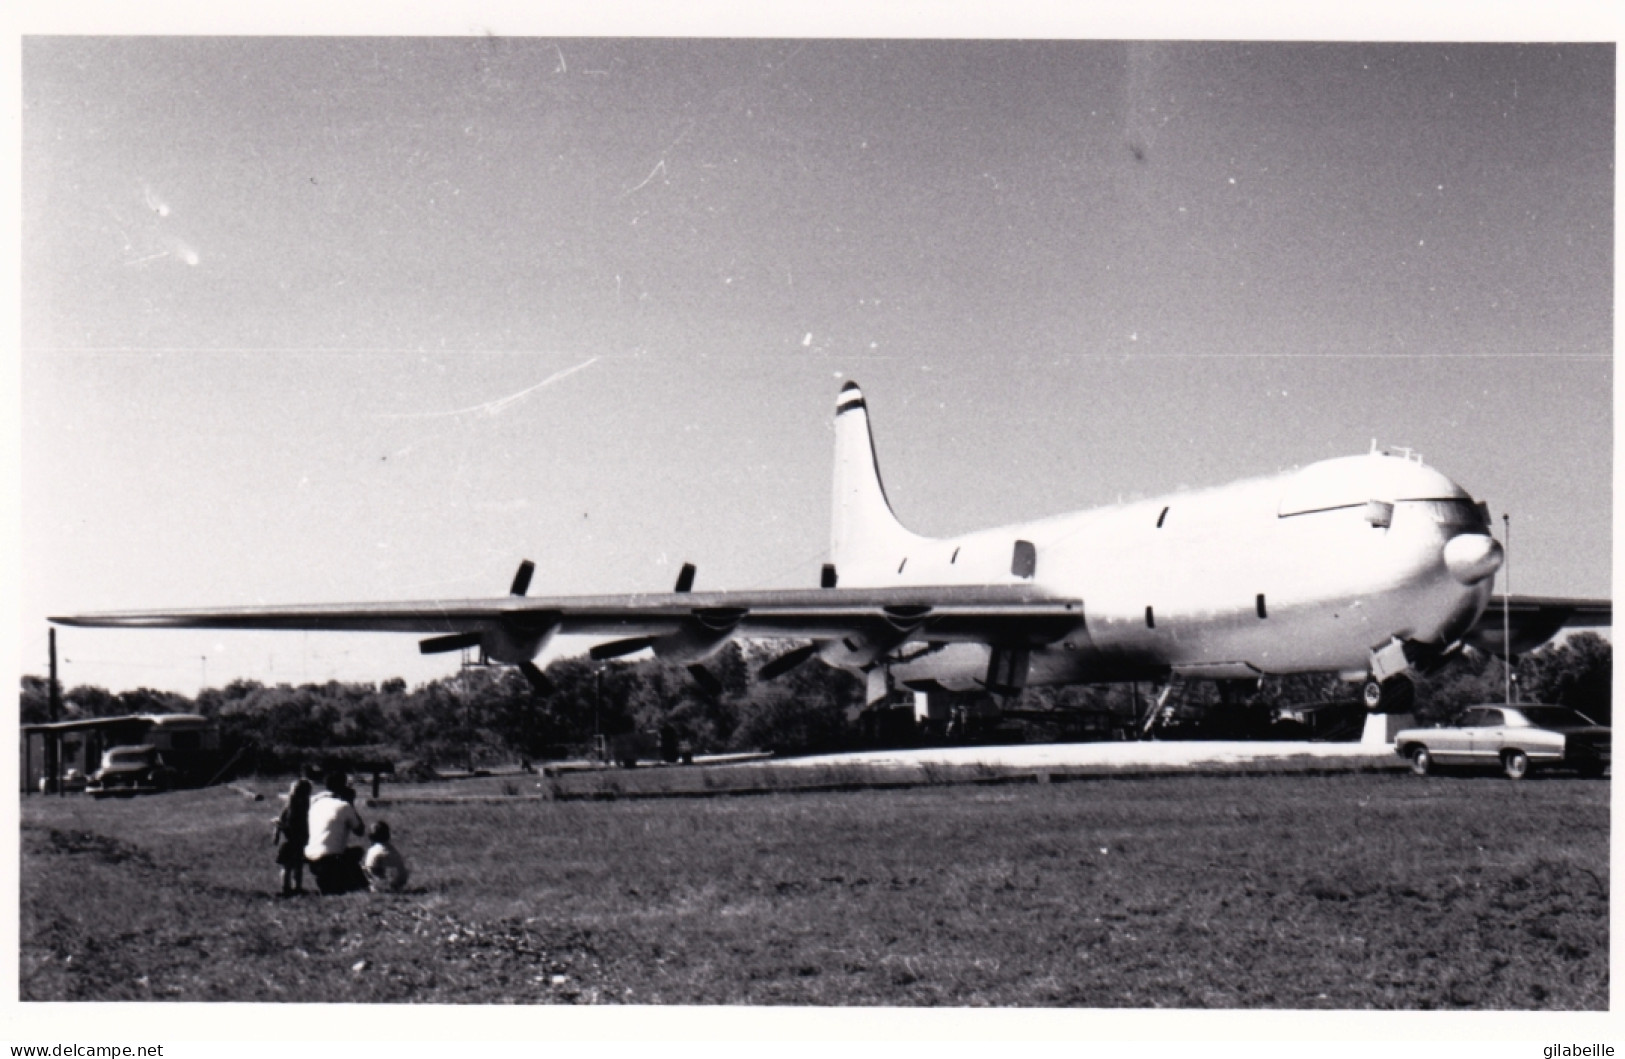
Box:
1443;532;1504;585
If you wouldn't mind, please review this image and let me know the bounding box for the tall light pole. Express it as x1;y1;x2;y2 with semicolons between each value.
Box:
48;629;62;796
594;665;604;762
1502;513;1512;706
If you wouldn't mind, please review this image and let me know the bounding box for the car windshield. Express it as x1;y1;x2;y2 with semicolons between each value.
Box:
105;748;153;765
1515;706;1600;729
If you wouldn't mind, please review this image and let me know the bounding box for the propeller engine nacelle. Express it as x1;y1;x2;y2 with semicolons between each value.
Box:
418;621;557;665
816;604;932;668
417;560;559;693
485;623;557;665
586;564;737;695
589;609;745;666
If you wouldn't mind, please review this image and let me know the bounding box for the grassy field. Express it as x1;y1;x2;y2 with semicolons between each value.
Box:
19;767;1608;1007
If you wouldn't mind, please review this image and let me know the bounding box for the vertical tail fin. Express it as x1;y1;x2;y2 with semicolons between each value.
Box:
830;382;930;582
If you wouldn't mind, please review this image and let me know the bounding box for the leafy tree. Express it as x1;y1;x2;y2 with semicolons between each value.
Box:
19;676;51;725
729;641;863;755
1412;634;1614;727
1414;653;1504;725
1517;632;1612;724
116;687;194;716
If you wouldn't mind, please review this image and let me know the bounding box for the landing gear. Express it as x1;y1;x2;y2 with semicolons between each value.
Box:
1361;673;1415;714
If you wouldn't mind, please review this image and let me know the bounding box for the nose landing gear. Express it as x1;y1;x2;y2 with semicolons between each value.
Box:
1362;673;1416;713
1362;636;1425;713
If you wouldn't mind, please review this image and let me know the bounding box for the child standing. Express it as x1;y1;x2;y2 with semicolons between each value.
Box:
273;778;312;896
362;820;410;893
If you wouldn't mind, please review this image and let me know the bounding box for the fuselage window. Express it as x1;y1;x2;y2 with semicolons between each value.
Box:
950;547;960;564
1157;506;1169;528
897;557;908;574
1145;606;1155;629
1256;593;1267;619
1011;540;1037;579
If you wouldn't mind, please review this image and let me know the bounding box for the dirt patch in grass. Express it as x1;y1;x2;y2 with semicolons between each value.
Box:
19;771;1607;1007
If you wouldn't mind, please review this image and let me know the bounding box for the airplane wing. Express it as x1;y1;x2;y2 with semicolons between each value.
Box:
1464;595;1612;657
50;584;1085;655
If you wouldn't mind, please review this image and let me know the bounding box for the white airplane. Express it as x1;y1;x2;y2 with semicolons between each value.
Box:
54;381;1608;715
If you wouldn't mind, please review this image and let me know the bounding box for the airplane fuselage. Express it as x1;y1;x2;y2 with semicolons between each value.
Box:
835;450;1500;694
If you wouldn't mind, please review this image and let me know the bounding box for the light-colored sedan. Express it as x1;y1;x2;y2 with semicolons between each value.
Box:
86;745;178;798
1394;705;1610;779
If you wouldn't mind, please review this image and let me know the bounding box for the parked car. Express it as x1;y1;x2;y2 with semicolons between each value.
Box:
87;745;178;798
1395;705;1610;779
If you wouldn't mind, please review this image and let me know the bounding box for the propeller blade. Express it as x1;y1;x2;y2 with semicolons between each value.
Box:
758;642;819;680
518;660;554;695
420;632;483;656
687;663;723;695
509;559;536;597
673;562;696;594
590;636;654;662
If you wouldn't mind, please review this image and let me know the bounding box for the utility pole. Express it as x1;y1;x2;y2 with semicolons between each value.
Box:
1502;513;1513;706
48;629;62;796
594;665;605;763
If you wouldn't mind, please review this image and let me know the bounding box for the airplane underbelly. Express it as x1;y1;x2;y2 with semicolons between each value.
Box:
885;624;1130;690
1084;605;1362;677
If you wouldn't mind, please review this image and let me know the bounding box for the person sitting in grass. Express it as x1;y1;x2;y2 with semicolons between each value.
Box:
362;820;410;893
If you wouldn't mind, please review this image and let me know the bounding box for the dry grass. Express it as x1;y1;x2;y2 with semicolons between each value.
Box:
20;768;1607;1007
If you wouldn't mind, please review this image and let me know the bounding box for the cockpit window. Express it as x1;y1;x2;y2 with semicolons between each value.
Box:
1277;454;1472;518
1401;499;1488;530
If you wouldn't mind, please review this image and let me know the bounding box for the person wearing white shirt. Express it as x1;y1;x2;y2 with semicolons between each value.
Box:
304;772;366;894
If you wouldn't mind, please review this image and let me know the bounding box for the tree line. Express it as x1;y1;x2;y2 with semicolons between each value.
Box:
18;634;1611;773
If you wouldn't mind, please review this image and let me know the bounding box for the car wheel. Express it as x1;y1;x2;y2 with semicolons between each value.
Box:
1408;746;1431;776
1502;749;1530;780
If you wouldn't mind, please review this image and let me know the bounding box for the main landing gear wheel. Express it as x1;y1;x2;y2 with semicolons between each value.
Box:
1502;749;1530;781
1408;746;1431;776
1362;674;1415;714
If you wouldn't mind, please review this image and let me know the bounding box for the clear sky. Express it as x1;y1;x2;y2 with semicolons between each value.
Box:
18;31;1613;695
